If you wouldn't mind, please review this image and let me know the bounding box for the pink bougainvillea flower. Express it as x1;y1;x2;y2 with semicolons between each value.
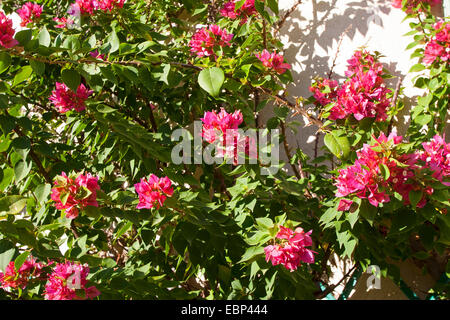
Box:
89;50;106;60
97;0;126;12
51;171;100;219
0;256;45;289
189;25;233;57
423;21;450;65
335;132;403;207
201;108;243;144
134;174;174;209
255;49;292;74
200;108;257;165
420;134;450;185
70;0;98;15
49;82;93;113
309;78;339;107
312;50;391;122
44;261;100;300
220;0;257;24
264;226;316;272
0;11;19;48
334;132;448;208
53;17;75;29
17;2;43;27
337;199;354;211
392;0;442;12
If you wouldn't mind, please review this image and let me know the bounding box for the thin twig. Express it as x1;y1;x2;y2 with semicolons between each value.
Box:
280;121;301;179
328;24;352;79
274;0;303;35
387;76;403;135
314;264;357;299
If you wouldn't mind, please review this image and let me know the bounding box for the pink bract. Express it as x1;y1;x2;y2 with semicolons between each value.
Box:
134;174;174;209
51;171;100;219
201;108;256;165
17;2;43;27
0;256;44;289
189;25;233;57
90;50;106;60
264;226;316;272
312;50;391;122
423;21;450;65
392;0;442;12
338;199;354;211
49;82;93;113
220;0;257;24
0;11;19;49
420;134;450;185
44;261;100;300
255;49;292;74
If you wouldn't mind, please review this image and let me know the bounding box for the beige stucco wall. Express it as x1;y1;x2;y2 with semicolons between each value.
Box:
271;0;447;299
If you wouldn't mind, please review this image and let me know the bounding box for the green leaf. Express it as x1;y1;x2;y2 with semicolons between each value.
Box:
0;52;12;74
30;60;45;76
409;189;423;209
14;161;32;183
380;163;390;180
256;217;274;230
409;63;426;73
15;29;32;46
12;136;31;160
114;221;133;242
235;0;246;10
107;30;120;54
0;168;14;192
267;0;279;14
0;240;16;272
359;200;377;226
13;66;33;87
198;67;225;98
34;184;51;205
347;211;359;229
14;251;30;271
96;105;116;113
0;195;27;216
324;130;350;159
61;69;81;92
254;0;265;15
38;27;51;47
238;246;265;263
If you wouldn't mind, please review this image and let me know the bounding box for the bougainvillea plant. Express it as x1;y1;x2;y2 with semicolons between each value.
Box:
0;0;448;300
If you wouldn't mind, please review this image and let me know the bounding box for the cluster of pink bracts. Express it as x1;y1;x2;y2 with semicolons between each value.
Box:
17;2;42;27
134;174;174;209
69;0;125;15
336;133;450;210
0;11;19;48
49;82;94;113
310;50;392;122
189;25;234;58
51;171;175;215
51;171;100;219
392;0;442;13
0;257;100;300
220;0;257;24
423;20;450;65
255;49;292;75
264;226;316;272
201;108;257;165
0;257;44;289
